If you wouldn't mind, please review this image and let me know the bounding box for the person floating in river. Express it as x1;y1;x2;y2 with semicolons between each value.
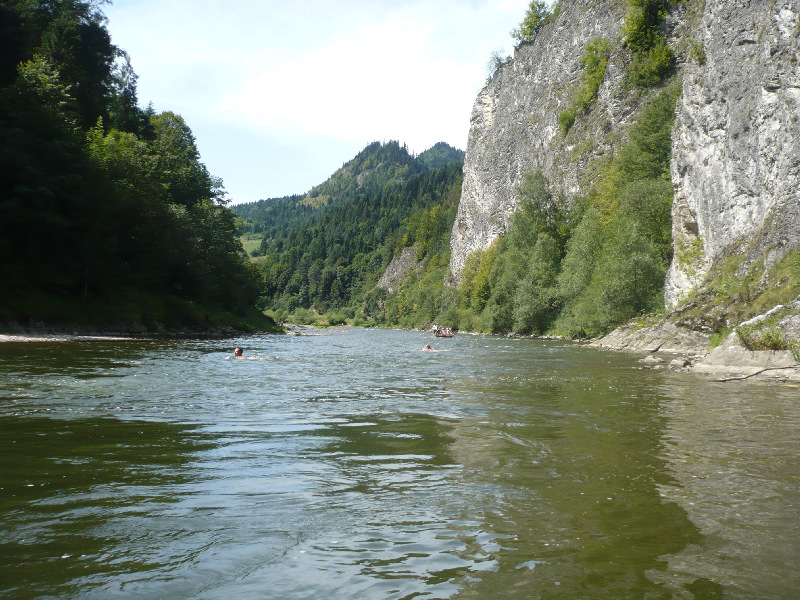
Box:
233;347;244;359
423;344;435;352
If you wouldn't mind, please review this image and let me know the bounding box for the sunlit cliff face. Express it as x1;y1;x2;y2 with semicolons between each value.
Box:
666;1;800;307
449;0;800;314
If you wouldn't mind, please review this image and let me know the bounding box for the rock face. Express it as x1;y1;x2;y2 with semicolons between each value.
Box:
666;0;800;306
594;321;711;355
449;0;632;280
690;333;799;382
450;0;800;310
378;246;420;293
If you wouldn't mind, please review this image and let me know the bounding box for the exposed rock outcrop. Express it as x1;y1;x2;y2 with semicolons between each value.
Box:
378;246;420;293
594;321;711;355
690;333;799;382
449;0;634;280
448;0;800;378
450;0;800;293
595;304;800;382
666;0;800;306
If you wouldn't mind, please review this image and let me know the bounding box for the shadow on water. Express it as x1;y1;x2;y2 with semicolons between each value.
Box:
0;417;215;599
445;346;712;599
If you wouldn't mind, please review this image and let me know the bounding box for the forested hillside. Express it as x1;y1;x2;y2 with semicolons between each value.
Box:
235;0;686;336
0;0;273;332
232;141;463;322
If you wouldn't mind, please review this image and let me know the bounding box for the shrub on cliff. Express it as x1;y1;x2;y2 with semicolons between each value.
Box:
511;1;551;46
622;0;675;89
560;38;611;135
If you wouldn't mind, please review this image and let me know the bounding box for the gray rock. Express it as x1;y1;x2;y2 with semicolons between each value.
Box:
640;355;665;364
448;0;800;314
741;305;787;328
666;1;800;306
690;332;800;381
449;0;632;281
378;246;421;293
594;321;710;355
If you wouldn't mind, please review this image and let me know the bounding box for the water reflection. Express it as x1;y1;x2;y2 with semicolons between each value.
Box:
212;413;486;599
446;349;704;598
654;379;800;599
0;331;798;599
0;417;215;599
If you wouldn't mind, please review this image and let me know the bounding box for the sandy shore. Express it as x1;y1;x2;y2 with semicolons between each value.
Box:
0;333;155;343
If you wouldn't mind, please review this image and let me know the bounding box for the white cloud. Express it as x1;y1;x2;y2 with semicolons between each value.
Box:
220;13;476;152
103;0;531;201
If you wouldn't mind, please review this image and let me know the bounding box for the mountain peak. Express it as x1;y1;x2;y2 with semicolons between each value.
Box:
304;140;462;207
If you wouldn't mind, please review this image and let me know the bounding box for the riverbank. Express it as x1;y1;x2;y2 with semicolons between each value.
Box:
0;321;284;343
0;333;156;343
594;321;800;384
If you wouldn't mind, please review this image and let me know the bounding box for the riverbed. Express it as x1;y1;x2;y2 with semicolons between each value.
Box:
1;328;798;599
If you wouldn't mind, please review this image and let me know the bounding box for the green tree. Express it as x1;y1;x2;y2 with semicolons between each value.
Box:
511;1;551;46
151;111;225;207
512;233;563;334
0;2;271;329
622;0;675;89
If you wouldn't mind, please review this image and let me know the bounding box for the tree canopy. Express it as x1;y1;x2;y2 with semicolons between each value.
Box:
0;0;272;331
511;1;552;46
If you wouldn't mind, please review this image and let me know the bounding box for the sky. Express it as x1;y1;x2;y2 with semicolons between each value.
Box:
102;0;532;204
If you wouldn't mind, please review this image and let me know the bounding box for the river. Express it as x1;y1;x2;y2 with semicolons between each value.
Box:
1;327;798;599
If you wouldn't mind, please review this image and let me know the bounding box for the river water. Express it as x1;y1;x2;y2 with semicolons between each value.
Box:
1;328;798;599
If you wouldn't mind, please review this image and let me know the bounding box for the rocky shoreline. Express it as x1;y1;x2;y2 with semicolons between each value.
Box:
593;322;800;384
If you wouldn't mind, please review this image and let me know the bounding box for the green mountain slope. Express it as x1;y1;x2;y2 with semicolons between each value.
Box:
232;141;464;321
417;142;465;171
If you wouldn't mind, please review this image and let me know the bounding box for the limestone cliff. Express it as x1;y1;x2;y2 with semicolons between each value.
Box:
450;0;800;338
449;0;634;279
666;0;800;306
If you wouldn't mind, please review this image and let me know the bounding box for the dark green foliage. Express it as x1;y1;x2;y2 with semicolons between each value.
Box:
622;0;672;52
617;87;677;180
558;108;577;137
628;40;675;89
306;140;428;207
512;234;563;334
450;171;573;335
382;253;457;329
622;0;675;89
416;142;465;171
232;195;310;236
617;179;673;263
0;1;271;331
234;142;463;316
576;39;611;108
552;86;680;336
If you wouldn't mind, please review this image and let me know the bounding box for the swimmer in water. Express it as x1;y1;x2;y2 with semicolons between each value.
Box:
423;344;434;351
233;347;244;359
